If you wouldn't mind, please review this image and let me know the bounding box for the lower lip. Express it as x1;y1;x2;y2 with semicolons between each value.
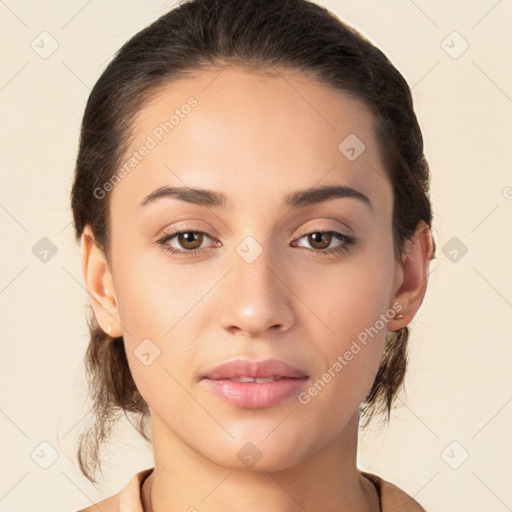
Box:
202;377;309;409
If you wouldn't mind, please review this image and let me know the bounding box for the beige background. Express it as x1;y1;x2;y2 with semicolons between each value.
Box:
0;1;511;511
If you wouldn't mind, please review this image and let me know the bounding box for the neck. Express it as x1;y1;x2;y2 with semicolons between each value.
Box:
143;410;380;512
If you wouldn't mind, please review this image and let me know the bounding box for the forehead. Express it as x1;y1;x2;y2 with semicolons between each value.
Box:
110;66;391;216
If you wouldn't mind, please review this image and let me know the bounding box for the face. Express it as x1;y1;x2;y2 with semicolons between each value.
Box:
85;67;413;472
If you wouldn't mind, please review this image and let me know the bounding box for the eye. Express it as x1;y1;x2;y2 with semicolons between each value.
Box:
291;230;356;257
157;229;218;257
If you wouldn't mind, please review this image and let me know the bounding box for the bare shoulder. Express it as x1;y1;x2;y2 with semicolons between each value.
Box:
74;492;119;512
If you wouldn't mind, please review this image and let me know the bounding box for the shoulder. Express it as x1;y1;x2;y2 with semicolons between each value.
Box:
360;470;428;512
75;494;118;512
75;492;119;512
74;467;154;512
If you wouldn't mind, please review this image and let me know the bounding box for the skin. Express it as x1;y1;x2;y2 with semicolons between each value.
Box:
81;66;434;512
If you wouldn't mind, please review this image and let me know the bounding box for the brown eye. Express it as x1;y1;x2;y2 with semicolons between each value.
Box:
292;229;356;257
158;229;215;257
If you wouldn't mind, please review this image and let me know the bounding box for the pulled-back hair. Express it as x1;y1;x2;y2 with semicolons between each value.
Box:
70;0;436;484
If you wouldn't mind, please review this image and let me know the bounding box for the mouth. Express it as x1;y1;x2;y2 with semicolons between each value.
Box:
200;358;309;409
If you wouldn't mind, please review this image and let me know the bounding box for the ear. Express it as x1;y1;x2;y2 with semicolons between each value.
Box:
387;220;434;331
80;225;123;337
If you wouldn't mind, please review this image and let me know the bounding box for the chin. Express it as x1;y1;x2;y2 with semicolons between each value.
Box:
202;435;307;473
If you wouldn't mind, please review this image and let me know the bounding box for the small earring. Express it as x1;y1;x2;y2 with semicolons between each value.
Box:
107;325;112;335
395;314;404;320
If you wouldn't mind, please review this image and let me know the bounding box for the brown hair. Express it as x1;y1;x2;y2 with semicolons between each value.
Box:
70;0;436;484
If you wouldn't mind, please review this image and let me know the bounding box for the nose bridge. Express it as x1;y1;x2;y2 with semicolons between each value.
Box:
235;235;278;296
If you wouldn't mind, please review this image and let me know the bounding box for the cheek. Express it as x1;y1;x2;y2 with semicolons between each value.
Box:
112;245;200;338
292;256;392;400
293;252;394;340
110;249;208;405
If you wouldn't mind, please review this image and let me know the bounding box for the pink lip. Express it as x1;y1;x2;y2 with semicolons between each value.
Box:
201;358;309;409
202;358;308;380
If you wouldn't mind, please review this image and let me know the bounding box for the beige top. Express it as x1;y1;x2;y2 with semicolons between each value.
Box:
76;468;427;512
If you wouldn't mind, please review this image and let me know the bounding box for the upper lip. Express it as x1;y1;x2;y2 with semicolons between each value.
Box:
203;358;309;380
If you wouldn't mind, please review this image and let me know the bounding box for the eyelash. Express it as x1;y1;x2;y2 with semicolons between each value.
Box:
157;227;356;259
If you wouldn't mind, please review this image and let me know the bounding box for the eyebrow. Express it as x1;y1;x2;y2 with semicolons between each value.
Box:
139;184;372;211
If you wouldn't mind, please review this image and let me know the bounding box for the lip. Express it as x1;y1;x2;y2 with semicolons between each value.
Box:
202;358;309;380
201;358;309;409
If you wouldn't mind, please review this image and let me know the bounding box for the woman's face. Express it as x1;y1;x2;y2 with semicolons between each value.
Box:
95;67;407;470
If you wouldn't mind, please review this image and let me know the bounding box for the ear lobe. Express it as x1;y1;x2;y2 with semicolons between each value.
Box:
388;221;434;330
81;226;123;337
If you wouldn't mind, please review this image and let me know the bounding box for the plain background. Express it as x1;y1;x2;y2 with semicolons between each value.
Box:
0;1;511;510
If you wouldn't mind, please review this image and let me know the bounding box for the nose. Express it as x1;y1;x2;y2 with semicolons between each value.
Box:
218;243;295;338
